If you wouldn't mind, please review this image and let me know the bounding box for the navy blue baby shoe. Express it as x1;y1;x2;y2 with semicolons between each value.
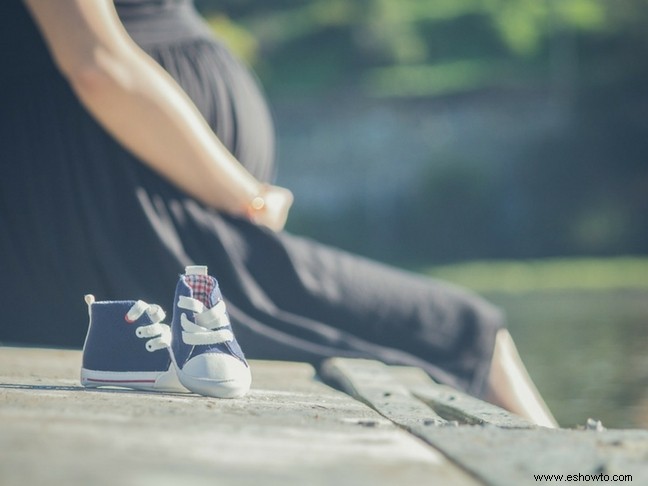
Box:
170;266;251;398
81;295;187;393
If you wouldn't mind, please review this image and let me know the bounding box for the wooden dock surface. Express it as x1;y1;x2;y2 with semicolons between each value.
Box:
1;346;646;485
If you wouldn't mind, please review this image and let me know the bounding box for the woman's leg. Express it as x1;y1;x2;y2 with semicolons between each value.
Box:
485;329;558;428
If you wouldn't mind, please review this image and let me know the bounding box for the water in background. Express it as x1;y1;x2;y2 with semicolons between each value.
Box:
486;290;648;429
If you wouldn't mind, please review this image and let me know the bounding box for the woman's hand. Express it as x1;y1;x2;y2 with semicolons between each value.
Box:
247;185;294;232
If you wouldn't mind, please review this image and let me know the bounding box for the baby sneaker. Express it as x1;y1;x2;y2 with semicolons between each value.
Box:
80;295;187;393
170;265;251;398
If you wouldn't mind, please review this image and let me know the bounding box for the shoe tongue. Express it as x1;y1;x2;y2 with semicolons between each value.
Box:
185;265;208;276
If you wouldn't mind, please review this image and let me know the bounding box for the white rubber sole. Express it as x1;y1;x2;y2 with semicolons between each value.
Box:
177;354;252;398
80;365;188;393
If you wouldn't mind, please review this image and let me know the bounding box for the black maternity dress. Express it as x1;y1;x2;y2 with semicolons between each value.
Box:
0;0;504;398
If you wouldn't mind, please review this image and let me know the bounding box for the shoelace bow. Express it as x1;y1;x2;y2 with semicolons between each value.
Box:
125;301;172;352
177;296;234;345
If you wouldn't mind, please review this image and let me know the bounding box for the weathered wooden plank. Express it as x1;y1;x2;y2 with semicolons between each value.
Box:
320;358;447;428
388;364;535;428
0;346;479;486
413;386;535;429
321;357;648;486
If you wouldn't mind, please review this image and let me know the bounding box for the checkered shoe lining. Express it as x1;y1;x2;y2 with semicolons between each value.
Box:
184;274;215;308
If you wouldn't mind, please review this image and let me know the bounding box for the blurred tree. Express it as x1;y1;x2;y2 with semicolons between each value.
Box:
197;0;610;96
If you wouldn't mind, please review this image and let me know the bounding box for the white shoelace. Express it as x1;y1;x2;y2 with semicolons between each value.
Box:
177;296;234;346
126;300;172;352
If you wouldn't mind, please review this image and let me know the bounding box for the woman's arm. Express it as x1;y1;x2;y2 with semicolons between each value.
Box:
23;0;292;230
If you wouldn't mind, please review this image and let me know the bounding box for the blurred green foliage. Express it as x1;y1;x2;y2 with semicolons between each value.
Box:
197;0;637;95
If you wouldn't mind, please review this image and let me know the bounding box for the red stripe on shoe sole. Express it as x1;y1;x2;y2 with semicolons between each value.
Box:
85;378;157;383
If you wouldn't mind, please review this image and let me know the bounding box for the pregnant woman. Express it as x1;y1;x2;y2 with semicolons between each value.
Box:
0;0;556;427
